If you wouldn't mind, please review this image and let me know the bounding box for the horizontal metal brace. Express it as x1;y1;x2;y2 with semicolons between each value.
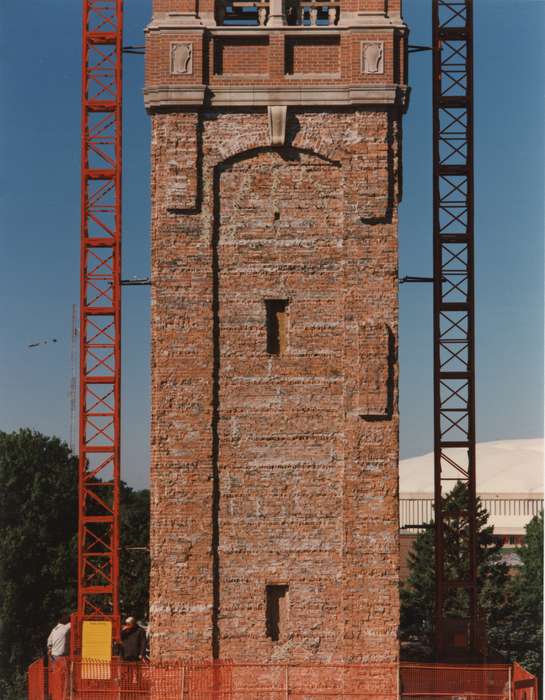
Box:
438;95;468;108
121;278;151;286
87;100;116;113
438;27;468;41
82;307;115;315
81;585;114;594
408;45;433;53
440;302;468;311
439;164;468;176
399;276;435;284
82;515;114;524
88;31;117;45
86;168;115;181
123;45;145;55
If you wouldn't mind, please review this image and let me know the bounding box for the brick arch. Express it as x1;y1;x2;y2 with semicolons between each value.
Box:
207;116;269;167
214;143;342;174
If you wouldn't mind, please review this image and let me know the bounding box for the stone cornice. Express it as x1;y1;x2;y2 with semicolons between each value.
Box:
144;84;410;110
145;13;407;33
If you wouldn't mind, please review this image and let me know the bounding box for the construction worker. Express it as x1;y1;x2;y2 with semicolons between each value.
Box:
47;613;71;661
120;617;146;662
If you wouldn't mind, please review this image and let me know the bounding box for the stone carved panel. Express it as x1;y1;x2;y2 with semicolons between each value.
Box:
171;43;193;75
361;41;384;74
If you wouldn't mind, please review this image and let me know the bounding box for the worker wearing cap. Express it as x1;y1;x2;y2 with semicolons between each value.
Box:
120;617;147;662
47;613;71;661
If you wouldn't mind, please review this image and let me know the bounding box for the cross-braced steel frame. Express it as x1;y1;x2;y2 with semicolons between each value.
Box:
77;0;123;647
432;0;478;657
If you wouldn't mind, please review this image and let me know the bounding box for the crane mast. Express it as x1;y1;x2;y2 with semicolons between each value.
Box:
76;0;123;650
432;0;478;658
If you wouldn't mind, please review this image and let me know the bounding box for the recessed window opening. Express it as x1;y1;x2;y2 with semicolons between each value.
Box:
266;300;288;355
266;584;288;642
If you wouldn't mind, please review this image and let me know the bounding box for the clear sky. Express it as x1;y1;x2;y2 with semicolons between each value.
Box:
0;1;543;490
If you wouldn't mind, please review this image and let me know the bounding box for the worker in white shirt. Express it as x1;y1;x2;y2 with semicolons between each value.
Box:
47;613;71;661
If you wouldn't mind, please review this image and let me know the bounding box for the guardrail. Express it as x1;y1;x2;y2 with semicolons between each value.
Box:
513;662;539;700
27;658;46;700
399;662;512;699
28;659;538;699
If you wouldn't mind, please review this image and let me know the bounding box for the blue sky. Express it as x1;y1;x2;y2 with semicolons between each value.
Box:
0;1;543;490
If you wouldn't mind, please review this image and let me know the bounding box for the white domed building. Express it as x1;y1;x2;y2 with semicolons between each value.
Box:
399;438;544;579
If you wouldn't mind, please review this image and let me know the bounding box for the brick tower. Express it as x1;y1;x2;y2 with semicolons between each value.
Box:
145;0;409;672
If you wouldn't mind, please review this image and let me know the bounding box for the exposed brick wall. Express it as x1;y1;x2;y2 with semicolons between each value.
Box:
214;37;270;76
285;36;340;75
145;32;403;89
149;108;401;672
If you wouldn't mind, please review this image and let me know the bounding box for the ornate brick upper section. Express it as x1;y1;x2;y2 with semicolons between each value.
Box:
144;0;408;108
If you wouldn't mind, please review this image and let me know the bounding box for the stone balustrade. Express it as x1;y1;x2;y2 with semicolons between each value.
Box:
216;0;339;26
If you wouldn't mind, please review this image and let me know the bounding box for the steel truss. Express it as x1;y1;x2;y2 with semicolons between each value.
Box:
77;0;123;647
432;0;478;657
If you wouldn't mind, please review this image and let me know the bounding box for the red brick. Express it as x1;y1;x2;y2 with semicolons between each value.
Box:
146;2;407;694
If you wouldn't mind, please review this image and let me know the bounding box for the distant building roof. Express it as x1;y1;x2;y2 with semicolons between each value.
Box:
399;439;543;535
400;438;543;494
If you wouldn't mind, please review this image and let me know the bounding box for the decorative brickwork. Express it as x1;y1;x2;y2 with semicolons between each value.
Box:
146;0;408;688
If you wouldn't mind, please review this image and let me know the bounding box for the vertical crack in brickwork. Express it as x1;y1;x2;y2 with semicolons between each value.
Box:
211;163;222;659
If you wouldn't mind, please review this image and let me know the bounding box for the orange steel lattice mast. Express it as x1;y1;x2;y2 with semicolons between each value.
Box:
77;0;123;648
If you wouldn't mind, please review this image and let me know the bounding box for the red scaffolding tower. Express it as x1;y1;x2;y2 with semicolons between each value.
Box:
432;0;479;658
76;0;123;649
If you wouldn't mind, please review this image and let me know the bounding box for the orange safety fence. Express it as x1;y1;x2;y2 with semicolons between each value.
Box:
28;658;46;700
74;660;398;699
30;659;398;699
400;662;512;699
49;657;71;700
512;662;539;700
28;659;539;700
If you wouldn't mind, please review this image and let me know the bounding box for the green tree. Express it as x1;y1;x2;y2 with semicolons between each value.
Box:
0;429;150;699
120;484;150;622
400;482;510;657
0;429;78;699
490;511;543;686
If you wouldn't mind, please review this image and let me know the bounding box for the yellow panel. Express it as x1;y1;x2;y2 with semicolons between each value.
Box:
82;620;112;661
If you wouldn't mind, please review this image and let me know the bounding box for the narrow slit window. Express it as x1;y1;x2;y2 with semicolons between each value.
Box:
266;584;288;642
266;300;288;355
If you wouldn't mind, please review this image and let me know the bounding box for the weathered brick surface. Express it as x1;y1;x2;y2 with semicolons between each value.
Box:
149;108;401;668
